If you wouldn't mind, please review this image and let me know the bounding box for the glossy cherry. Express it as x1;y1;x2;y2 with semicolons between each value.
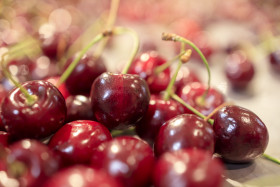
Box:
177;82;225;116
135;94;186;144
64;53;107;95
0;80;67;141
225;50;255;88
269;49;280;72
48;120;112;166
90;72;150;130
0;131;8;147
3;139;61;187
45;76;70;99
153;149;224;187
42;165;122;187
127;51;170;93
65;95;95;123
213;105;269;163
90;136;155;187
154;114;215;157
175;66;201;93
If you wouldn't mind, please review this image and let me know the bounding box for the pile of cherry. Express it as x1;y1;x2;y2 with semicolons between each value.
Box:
0;25;275;187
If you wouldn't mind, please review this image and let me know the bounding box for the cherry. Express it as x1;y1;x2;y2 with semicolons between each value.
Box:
154;114;215;157
64;53;107;95
90;72;150;130
213;105;269;163
0;80;67;141
45;76;70;99
48;120;112;166
42;165;122;187
225;50;255;88
90;136;155;187
269;49;280;72
175;66;201;93
0;131;8;147
135;94;186;145
65;95;95;122
127;51;171;93
177;82;225;116
153;149;224;187
3;139;61;187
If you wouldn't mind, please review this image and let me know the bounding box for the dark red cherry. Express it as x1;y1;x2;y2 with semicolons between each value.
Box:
269;49;280;72
154;114;215;157
0;131;8;147
213;105;269;163
153;149;224;187
127;51;170;93
225;50;255;88
135;94;186;145
0;80;67;141
178;82;225;116
175;66;201;93
66;95;95;122
42;165;122;187
90;72;150;130
45;76;70;99
5;139;61;187
48;120;112;166
91;136;155;187
64;53;107;95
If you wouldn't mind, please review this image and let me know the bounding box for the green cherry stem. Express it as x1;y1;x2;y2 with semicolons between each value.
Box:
262;153;280;165
162;32;211;98
1;52;36;106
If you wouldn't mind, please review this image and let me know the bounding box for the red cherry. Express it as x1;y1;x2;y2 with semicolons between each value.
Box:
90;72;150;130
42;165;122;187
213;105;269;163
91;136;155;187
269;49;280;72
153;149;224;187
177;82;225;116
135;94;186;144
48;120;112;166
64;53;107;95
65;95;96;123
0;80;67;141
225;51;255;88
175;66;201;93
0;131;8;147
128;51;170;93
154;114;215;157
5;139;61;187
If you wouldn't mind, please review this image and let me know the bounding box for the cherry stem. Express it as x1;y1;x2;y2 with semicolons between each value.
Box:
154;51;185;75
171;94;214;125
111;126;136;137
262;153;280;165
162;32;211;99
203;102;234;122
1;52;36;106
93;0;120;59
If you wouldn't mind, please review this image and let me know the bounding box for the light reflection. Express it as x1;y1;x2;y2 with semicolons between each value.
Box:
173;161;187;174
22;140;31;149
109;160;129;175
111;144;119;153
69;173;84;187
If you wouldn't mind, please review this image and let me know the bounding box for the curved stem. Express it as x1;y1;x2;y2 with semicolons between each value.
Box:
162;33;211;98
171;93;214;125
263;153;280;165
1;53;36;105
57;32;106;87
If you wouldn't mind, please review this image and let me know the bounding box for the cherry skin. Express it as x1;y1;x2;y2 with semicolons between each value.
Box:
90;136;155;187
0;131;8;147
225;50;255;88
153;149;224;187
45;76;70;99
64;53;107;95
90;72;150;130
175;66;201;93
65;95;96;123
127;51;170;93
177;82;225;116
135;94;186;145
48;120;112;166
154;114;215;157
4;139;61;187
42;165;122;187
213;105;269;163
269;49;280;72
0;80;67;141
